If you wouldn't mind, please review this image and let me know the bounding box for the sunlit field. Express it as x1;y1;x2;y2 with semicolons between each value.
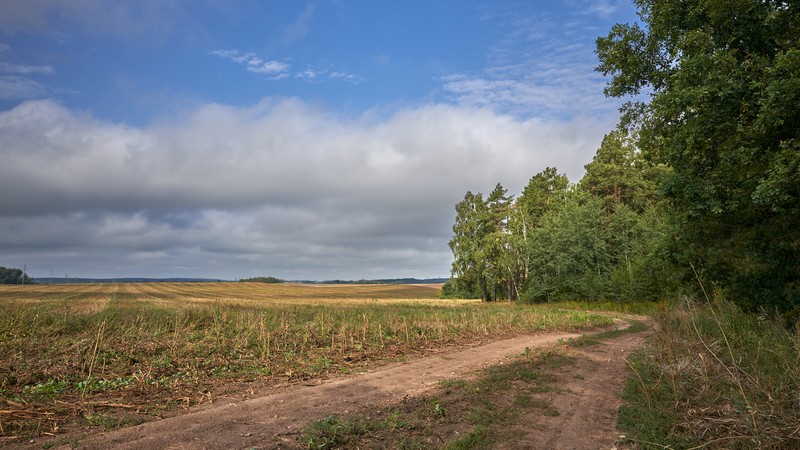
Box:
0;282;610;439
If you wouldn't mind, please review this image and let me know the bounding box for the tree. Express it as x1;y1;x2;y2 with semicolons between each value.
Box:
239;276;284;283
597;0;800;316
506;168;570;300
484;183;514;301
449;191;491;301
524;190;610;302
0;267;34;284
580;130;664;213
518;167;570;227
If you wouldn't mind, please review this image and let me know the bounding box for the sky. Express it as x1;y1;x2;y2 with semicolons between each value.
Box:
0;0;639;281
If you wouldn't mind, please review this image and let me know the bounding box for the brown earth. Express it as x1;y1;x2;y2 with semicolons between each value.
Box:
23;317;650;449
494;317;652;449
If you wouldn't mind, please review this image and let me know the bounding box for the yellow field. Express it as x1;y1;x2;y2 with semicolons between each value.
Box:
0;282;465;310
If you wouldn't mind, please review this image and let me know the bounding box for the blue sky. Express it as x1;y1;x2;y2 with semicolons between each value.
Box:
0;1;638;280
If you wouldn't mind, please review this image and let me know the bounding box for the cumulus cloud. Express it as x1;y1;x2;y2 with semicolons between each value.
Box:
0;98;612;279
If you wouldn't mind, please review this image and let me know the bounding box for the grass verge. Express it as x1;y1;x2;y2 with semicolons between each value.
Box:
618;298;800;449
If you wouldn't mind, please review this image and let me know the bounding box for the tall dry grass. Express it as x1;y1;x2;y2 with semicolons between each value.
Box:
618;297;800;449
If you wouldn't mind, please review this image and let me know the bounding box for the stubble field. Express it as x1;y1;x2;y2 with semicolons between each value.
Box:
0;282;610;442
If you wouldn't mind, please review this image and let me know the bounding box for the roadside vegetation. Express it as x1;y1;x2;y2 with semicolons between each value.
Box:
0;282;609;440
618;298;800;449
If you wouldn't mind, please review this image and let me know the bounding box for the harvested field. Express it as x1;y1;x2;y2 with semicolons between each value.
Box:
0;282;610;443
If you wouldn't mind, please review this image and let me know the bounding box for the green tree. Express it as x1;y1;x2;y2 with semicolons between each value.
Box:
580;130;664;213
0;267;34;284
518;167;570;227
484;183;514;301
449;191;491;301
508;168;570;300
597;0;800;316
524;190;610;302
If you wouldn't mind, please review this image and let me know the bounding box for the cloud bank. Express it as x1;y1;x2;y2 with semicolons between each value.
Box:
0;98;612;279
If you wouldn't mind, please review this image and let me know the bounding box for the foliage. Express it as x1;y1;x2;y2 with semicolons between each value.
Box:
596;0;800;317
524;190;609;302
0;266;34;284
448;153;679;303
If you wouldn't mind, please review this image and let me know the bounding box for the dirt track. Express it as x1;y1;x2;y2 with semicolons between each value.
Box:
46;318;649;449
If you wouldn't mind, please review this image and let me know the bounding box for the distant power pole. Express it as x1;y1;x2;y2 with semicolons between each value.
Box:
22;264;26;285
50;270;53;285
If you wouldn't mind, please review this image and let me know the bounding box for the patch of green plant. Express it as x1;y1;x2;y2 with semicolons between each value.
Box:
616;348;694;449
557;300;666;316
443;426;493;450
76;376;134;393
41;436;81;449
570;319;649;348
300;415;373;449
437;378;467;389
21;379;68;399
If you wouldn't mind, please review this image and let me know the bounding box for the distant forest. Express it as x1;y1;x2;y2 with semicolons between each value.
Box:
240;277;448;285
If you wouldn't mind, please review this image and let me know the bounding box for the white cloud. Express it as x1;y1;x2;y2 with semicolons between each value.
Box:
247;60;291;75
329;71;362;84
582;1;625;19
0;75;50;99
212;49;291;79
0;61;54;75
0;98;613;279
212;49;360;84
0;44;10;53
443;3;627;121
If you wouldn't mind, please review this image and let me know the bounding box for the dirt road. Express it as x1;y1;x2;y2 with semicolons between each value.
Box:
47;318;648;449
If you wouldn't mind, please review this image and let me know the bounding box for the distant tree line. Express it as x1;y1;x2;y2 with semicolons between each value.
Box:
319;278;448;285
449;0;799;324
0;267;35;284
239;276;285;283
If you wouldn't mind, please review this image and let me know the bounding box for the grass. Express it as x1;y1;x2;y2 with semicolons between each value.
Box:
617;297;800;449
0;282;611;439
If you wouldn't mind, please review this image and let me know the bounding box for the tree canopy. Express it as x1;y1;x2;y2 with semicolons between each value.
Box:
596;0;800;317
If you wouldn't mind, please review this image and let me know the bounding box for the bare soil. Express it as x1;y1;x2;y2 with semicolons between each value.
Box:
494;318;652;449
19;317;650;449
